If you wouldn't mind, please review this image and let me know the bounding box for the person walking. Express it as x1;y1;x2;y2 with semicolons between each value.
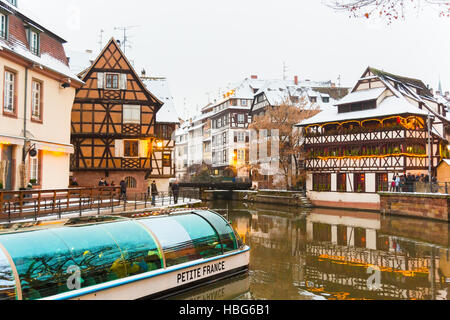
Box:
172;180;180;204
98;178;106;187
390;175;396;192
151;181;158;206
120;179;127;201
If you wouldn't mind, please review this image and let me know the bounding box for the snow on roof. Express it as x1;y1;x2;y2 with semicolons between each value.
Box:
0;39;82;83
335;87;386;106
441;159;450;166
142;77;179;124
298;95;429;127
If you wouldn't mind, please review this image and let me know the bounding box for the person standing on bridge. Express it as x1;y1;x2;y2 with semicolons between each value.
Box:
120;178;127;201
172;180;180;204
151;181;158;206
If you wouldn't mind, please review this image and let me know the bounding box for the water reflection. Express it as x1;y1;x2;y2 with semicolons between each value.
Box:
171;201;449;300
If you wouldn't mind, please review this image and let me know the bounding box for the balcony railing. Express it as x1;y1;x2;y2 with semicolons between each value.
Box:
305;128;427;146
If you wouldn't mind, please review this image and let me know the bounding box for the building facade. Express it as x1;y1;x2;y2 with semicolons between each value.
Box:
0;0;83;191
210;76;264;180
250;77;349;189
70;38;176;194
298;67;449;210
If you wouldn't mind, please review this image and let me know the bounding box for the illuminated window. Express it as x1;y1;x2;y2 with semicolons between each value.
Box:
376;173;389;192
337;173;347;192
354;173;366;193
162;153;171;167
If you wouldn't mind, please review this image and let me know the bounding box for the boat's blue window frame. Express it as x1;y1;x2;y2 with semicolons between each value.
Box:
192;210;239;252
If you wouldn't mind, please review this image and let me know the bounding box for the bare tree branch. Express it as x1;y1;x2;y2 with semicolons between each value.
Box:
323;0;450;21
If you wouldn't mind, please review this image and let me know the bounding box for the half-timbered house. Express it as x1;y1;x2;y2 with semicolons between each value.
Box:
70;38;176;194
297;67;449;210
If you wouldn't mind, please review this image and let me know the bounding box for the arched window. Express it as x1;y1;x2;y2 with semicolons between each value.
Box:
125;177;137;189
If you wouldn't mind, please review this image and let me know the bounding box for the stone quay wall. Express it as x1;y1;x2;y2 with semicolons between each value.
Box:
380;192;450;222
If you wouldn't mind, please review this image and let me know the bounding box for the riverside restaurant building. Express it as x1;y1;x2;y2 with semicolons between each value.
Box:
296;67;449;210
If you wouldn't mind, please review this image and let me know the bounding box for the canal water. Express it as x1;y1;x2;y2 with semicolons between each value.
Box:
171;200;449;300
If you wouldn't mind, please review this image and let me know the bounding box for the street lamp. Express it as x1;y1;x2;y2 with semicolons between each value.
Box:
427;113;435;193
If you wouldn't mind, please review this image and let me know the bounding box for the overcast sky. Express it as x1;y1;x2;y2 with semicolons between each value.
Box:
20;0;450;119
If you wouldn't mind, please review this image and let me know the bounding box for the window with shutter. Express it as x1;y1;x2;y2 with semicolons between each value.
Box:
123;105;141;124
120;74;127;90
115;140;124;157
97;73;104;89
124;140;139;158
105;73;119;89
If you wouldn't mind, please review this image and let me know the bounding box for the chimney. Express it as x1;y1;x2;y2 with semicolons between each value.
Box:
294;76;298;85
251;75;258;80
445;91;449;97
436;91;441;96
85;49;93;54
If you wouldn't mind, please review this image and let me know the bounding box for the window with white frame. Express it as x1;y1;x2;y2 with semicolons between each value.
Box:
0;13;7;39
237;149;245;161
123;105;141;124
29;155;39;184
241;99;247;106
236;131;245;143
30;30;40;55
31;80;42;120
238;114;245;123
4;70;15;114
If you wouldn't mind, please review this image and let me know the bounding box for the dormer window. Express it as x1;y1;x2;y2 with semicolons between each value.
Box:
29;30;40;55
0;13;7;39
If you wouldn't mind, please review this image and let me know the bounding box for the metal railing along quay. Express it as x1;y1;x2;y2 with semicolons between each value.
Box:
0;187;201;223
378;181;449;194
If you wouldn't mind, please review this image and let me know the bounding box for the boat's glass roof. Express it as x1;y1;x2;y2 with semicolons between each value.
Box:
0;210;239;300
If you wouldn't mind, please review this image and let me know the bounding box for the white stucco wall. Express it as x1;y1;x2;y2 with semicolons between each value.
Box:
308;191;380;204
41;152;70;190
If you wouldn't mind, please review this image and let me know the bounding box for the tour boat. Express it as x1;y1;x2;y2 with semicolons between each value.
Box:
0;210;250;300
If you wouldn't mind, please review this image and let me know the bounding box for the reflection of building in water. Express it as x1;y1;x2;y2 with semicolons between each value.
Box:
229;204;449;300
305;209;449;300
